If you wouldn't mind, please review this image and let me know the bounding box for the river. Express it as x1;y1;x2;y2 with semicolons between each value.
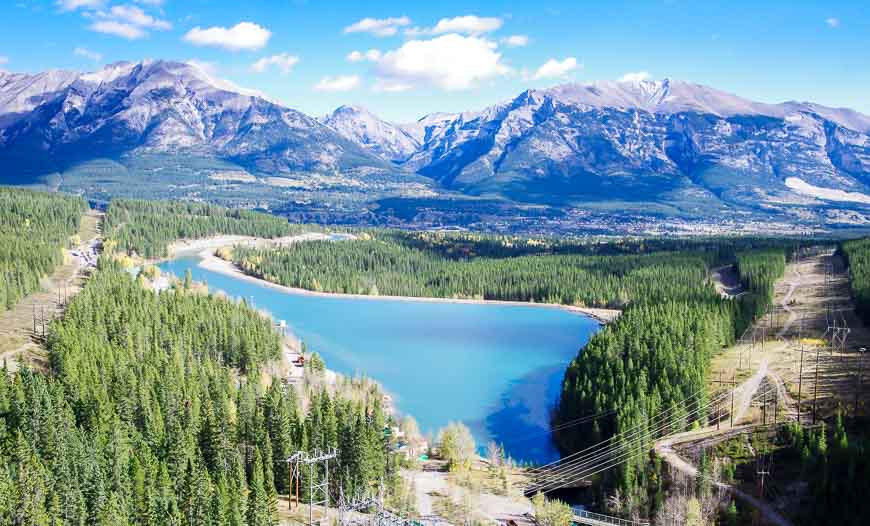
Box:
158;255;599;464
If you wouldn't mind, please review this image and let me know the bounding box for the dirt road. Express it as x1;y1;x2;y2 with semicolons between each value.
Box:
0;210;101;372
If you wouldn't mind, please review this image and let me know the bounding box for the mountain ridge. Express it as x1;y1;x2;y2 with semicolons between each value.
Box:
0;60;395;180
1;60;869;230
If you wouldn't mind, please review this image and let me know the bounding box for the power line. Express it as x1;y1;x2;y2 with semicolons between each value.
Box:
526;383;779;494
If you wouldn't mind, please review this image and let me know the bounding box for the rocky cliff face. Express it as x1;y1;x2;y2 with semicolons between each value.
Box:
397;80;870;210
318;105;420;162
0;60;392;179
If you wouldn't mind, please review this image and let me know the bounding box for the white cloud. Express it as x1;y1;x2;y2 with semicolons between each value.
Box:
411;15;502;36
0;56;8;66
106;5;171;30
74;46;103;61
532;57;579;80
89;20;146;39
826;17;840;28
501;35;529;47
314;75;361;92
184;22;271;51
251;53;300;75
344;16;411;37
619;71;651;82
84;4;171;39
346;49;382;62
57;0;103;11
376;34;511;91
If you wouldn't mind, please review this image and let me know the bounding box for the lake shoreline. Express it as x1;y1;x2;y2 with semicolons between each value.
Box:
177;242;620;325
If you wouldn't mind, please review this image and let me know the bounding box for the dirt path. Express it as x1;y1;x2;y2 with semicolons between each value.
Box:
711;264;745;298
0;210;101;372
654;360;794;526
403;461;531;525
653;253;816;526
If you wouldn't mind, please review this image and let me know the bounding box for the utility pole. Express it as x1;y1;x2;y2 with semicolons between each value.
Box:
856;347;867;418
797;341;805;424
773;386;778;424
286;452;302;511
757;465;770;500
813;344;822;425
712;373;738;428
287;448;338;526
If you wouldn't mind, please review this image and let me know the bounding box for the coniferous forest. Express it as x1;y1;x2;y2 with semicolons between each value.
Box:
104;199;309;259
1;195;406;525
3;191;858;524
0;188;86;313
0;259;402;525
842;238;870;324
229;231;779;308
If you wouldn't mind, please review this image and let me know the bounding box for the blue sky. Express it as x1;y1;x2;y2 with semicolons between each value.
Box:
2;0;869;121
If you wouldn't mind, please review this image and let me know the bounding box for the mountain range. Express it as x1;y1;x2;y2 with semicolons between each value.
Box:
1;59;869;231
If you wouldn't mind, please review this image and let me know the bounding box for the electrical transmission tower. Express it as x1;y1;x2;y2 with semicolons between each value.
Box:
286;447;338;526
823;258;850;356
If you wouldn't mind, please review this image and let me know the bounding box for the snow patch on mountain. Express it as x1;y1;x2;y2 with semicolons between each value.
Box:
785;177;870;204
0;60;391;176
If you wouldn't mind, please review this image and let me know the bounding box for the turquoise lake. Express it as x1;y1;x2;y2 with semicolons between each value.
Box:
158;256;599;464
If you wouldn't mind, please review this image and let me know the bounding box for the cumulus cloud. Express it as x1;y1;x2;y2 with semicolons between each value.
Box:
184;22;271;51
57;0;103;11
346;49;382;62
407;15;503;36
89;20;146;39
619;71;651;82
376;34;511;91
105;5;171;30
501;35;529;47
74;46;103;61
251;53;300;75
314;75;361;92
826;17;840;28
532;57;579;80
85;4;171;39
344;16;410;37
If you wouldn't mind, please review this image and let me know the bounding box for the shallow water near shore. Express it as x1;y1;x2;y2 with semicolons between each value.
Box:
159;255;599;464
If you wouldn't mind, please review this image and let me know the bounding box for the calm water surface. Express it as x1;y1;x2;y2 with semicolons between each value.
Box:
158;256;599;464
